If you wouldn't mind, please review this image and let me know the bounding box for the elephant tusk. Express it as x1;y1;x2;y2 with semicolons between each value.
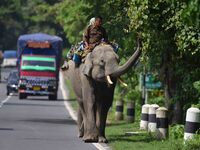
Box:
118;77;128;87
106;75;113;84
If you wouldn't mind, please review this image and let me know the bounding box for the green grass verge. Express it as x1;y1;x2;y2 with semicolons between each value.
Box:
106;113;181;150
65;79;78;110
64;81;199;150
106;104;199;150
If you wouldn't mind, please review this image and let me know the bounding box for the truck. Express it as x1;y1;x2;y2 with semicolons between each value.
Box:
2;50;17;67
17;33;63;100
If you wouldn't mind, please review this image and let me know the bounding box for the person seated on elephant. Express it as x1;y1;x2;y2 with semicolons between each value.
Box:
66;45;75;60
82;16;108;57
66;17;96;61
89;17;95;26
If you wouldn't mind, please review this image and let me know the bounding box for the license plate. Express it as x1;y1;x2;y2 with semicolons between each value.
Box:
33;86;41;91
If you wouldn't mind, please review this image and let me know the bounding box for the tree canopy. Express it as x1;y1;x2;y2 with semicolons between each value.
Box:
0;0;199;123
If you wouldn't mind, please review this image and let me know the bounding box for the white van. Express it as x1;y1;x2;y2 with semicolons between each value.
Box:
2;50;17;67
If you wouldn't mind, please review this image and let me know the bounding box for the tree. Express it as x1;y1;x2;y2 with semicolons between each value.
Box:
0;0;67;50
128;0;200;123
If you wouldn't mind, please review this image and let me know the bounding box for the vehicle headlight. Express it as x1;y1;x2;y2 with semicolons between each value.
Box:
11;85;17;88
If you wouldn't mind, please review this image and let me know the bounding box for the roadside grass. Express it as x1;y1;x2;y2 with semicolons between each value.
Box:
64;80;199;150
65;79;78;109
106;110;182;150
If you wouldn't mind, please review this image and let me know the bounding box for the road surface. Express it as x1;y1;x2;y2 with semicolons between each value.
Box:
0;67;100;150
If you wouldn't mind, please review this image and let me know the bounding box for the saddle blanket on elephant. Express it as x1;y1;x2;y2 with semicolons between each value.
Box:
67;41;119;65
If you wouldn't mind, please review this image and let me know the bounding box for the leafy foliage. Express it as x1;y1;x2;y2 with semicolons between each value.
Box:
170;124;184;139
184;134;200;150
128;0;200;119
0;0;199;124
54;0;91;44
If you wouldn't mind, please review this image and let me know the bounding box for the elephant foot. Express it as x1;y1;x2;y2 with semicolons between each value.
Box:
78;131;84;138
98;136;108;143
83;134;98;143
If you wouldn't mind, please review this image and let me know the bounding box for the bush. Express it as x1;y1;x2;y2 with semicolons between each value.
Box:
192;104;200;109
148;96;165;106
170;124;184;139
184;134;200;150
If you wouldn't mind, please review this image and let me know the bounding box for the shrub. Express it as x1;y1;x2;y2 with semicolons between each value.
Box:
183;134;200;150
170;124;184;139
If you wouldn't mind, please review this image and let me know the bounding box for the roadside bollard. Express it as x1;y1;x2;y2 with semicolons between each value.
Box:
184;107;200;141
148;104;159;132
156;107;168;139
126;101;135;123
140;104;150;130
115;100;124;120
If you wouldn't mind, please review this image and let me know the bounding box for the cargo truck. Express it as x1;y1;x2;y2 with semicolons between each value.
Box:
17;33;62;100
2;50;17;67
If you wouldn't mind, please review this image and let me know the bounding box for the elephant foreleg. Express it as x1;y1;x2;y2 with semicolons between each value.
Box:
97;103;110;143
83;101;98;142
81;76;98;142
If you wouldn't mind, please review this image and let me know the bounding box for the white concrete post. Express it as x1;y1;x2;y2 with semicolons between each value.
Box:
148;104;159;132
115;100;124;120
156;107;168;139
126;101;135;123
184;107;200;141
140;104;150;130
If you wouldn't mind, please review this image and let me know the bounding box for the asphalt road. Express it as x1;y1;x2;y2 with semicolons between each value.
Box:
0;67;98;150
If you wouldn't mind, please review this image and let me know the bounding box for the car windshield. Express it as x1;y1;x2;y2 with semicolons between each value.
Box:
21;56;56;71
8;71;19;83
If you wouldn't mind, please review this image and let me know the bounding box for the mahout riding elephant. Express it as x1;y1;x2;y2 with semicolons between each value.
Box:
62;40;141;143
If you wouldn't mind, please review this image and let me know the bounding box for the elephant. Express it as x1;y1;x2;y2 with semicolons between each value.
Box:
62;39;141;143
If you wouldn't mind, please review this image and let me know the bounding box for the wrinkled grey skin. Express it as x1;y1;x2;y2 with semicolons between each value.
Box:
62;43;141;143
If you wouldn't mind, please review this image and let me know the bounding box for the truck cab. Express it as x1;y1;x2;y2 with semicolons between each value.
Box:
2;50;17;67
19;55;57;99
17;33;62;100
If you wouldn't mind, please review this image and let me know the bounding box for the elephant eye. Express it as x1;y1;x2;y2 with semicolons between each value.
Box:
99;59;104;66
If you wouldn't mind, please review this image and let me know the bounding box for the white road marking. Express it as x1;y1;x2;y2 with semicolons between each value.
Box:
0;94;12;108
59;72;111;150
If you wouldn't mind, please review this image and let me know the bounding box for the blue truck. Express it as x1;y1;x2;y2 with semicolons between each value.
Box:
17;33;63;100
2;50;17;67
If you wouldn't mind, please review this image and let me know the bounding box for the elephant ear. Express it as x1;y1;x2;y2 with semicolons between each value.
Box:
81;53;93;76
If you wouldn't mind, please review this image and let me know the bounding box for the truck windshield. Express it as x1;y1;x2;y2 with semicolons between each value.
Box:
21;56;56;71
4;50;17;58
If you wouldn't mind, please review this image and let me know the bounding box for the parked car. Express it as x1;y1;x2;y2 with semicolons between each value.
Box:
6;70;19;95
2;50;17;67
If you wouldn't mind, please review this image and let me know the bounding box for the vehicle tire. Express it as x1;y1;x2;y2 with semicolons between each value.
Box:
19;93;27;99
7;88;9;96
48;93;57;100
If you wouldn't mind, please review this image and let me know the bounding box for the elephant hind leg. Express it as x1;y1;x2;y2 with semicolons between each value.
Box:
78;118;84;138
77;110;84;138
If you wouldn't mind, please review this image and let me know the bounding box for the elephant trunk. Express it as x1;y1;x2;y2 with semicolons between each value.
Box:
111;43;141;77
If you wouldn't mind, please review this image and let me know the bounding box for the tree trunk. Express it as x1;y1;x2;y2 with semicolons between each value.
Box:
161;49;183;124
171;101;183;124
